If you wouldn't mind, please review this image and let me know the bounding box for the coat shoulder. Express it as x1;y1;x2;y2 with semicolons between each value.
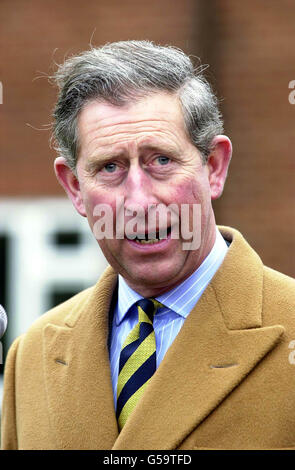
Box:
262;265;295;326
28;285;95;332
263;265;295;299
19;265;116;337
15;267;116;355
9;285;96;364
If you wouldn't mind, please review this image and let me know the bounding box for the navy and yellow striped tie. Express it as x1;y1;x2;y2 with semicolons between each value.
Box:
116;298;162;430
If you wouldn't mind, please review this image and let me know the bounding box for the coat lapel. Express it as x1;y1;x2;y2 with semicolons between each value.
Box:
43;268;119;449
112;228;285;450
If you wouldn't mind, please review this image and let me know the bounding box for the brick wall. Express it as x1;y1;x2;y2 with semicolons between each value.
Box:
209;0;295;277
1;0;294;276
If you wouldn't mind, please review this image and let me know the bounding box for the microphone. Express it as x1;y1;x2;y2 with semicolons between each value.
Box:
0;304;8;339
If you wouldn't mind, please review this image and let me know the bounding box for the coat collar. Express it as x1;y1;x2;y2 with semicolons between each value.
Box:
42;227;284;449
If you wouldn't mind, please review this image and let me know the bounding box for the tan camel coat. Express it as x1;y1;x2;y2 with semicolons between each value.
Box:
1;227;295;450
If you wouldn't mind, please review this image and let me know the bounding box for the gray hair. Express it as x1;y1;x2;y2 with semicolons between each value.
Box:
52;40;224;170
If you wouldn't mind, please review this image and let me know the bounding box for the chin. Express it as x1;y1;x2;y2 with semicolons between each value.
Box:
123;263;183;291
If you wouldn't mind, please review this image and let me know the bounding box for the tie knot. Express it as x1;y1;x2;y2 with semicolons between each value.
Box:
136;298;163;322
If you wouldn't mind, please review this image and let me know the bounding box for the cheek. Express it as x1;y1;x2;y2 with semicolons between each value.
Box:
190;173;212;204
168;178;206;206
83;188;116;213
169;178;212;229
81;187;119;237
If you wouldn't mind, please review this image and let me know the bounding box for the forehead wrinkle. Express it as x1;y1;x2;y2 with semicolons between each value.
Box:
87;119;183;144
86;117;185;147
80;108;186;139
78;100;190;162
87;116;174;131
77;91;189;153
86;129;184;163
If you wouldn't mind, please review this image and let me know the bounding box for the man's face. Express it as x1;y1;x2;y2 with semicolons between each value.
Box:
56;92;230;296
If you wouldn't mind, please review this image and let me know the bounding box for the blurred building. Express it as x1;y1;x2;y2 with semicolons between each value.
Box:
1;0;294;404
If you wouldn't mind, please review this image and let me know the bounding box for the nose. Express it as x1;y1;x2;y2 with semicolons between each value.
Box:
124;164;157;214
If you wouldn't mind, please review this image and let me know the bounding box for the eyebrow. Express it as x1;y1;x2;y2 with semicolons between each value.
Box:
85;155;119;174
85;141;180;170
141;143;179;155
85;150;128;168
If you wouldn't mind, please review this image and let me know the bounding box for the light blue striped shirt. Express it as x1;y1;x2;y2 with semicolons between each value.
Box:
109;227;228;405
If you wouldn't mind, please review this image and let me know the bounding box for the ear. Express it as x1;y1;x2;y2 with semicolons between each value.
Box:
54;157;87;217
207;135;232;200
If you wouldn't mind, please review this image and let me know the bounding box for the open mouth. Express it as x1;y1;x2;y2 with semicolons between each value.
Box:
132;227;172;245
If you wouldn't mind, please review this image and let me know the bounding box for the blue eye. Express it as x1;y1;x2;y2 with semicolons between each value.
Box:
104;163;117;173
157;156;170;165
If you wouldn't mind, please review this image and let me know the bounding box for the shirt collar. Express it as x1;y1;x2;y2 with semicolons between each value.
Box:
116;227;228;325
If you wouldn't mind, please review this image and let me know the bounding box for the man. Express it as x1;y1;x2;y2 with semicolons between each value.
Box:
1;40;295;450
